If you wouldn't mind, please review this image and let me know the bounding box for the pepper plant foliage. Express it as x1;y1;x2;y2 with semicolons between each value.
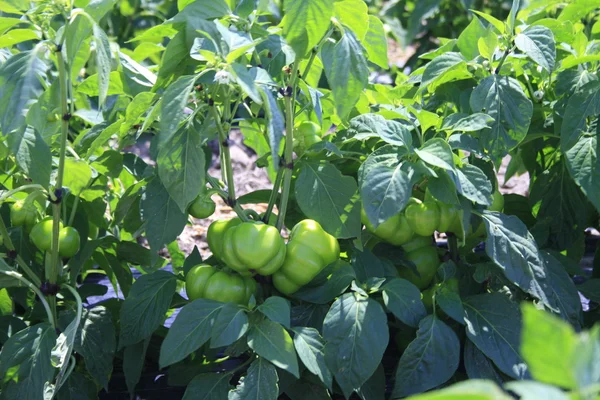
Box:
0;0;599;399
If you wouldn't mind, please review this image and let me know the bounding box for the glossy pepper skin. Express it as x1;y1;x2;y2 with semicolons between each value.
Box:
30;217;81;257
188;195;216;219
405;199;441;237
30;217;62;252
273;220;340;295
293;121;322;155
398;245;440;289
361;207;414;246
58;227;80;258
221;222;286;276
10;200;38;231
207;218;242;261
185;264;256;305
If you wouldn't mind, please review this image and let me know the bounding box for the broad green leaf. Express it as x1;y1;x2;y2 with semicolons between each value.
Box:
123;338;150;395
63;158;93;195
0;49;47;134
292;327;333;390
257;297;291;329
382;278;427;328
561;80;600;149
7;126;51;187
183;373;233;400
514;25;556;72
404;0;442;43
471;10;505;33
322;29;369;119
436;288;465;325
482;212;551;308
282;0;333;58
351;248;389;283
230;63;261;104
0;289;11;315
294;260;356;304
160;299;223;367
566;132;600;212
294;161;361;239
555;69;596;97
557;0;600;21
427;171;459;205
505;381;570;400
333;0;369;40
347;113;412;148
520;303;577;388
359;146;422;227
540;251;583;328
470;75;533;160
571;324;600;391
210;303;248;348
420;52;468;92
464;339;504;383
457;17;487;60
85;0;116;22
59;306;115;390
119;271;177;348
0;28;38;47
159;75;195;145
92;24;112;107
57;372;98;400
415;138;455;171
578;279;600;303
323;293;388;398
229;358;279;400
140;178;188;254
174;0;231;19
463;294;528;379
0;323;56;399
507;0;521;33
363;16;388;70
441;113;494;133
77;71;124;97
453;163;492;206
157;124;206;213
392;316;460;398
405;380;510;399
478;30;498;61
247;317;300;378
259;85;284;169
0;17;26;35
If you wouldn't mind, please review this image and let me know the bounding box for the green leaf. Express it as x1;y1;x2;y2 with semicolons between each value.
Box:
507;0;521;33
392;316;460;398
0;17;26;35
209;303;248;349
0;28;38;47
57;371;98;400
540;251;582;328
119;271;177;348
578;279;600;303
382;278;427;328
427;170;459;205
322;29;369;119
514;25;556;72
229;358;279;400
257;297;291;329
520;303;577;388
557;0;600;21
504;381;570;400
7;126;51;187
441;113;494;133
453;163;492;206
436;288;465;325
359;146;422;227
123;338;151;395
463;294;528;379
323;293;388;398
333;0;369;40
248;317;299;378
157;124;206;213
457;17;487;60
91;24;112;107
482;212;551;308
415;138;456;171
404;0;442;44
230;63;262;104
404;380;511;399
347;113;412;148
293;260;356;304
0;323;57;399
0;49;47;134
62;158;93;196
259;85;285;170
183;373;233;400
471;10;505;33
294;161;361;239
175;0;231;19
160;299;224;367
463;340;504;383
363;16;388;70
420;52;469;92
292;327;333;390
565;131;600;214
140;178;189;254
282;0;333;58
60;307;115;390
469;75;533;160
159;75;196;145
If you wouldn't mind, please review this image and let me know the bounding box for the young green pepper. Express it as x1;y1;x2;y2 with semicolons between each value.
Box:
361;207;414;246
405;198;441;237
207;218;242;261
185;264;256;305
188;194;216;219
221;221;286;276
272;219;340;295
10;200;38;231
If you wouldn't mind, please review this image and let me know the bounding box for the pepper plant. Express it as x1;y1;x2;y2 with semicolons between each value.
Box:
0;0;599;399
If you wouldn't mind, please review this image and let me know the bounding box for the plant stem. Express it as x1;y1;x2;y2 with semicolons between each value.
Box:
210;105;237;203
206;176;249;222
447;233;459;263
276;63;299;231
53;285;82;395
1;271;54;328
301;26;334;81
0;217;42;287
264;167;283;224
495;46;513;74
0;184;46;203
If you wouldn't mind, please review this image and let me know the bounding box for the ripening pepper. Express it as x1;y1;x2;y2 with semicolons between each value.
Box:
361;207;414;246
273;220;340;295
185;264;256;305
207;218;242;261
